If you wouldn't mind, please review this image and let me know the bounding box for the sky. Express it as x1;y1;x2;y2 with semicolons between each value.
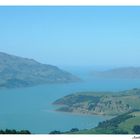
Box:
0;6;140;67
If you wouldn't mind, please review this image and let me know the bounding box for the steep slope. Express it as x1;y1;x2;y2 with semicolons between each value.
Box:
0;52;80;88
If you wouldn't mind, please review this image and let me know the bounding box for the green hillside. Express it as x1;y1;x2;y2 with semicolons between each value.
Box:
70;110;140;134
53;88;140;116
49;110;140;134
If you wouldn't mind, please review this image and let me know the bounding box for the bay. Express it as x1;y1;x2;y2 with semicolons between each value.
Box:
0;67;140;133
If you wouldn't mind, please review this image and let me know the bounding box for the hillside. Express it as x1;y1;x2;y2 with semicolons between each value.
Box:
92;67;140;79
49;110;140;134
53;88;140;116
0;52;80;88
65;110;140;134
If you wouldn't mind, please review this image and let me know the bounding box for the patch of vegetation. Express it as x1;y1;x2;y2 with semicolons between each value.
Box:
54;94;100;106
49;128;79;134
133;125;140;134
97;111;134;129
0;129;31;134
49;130;62;134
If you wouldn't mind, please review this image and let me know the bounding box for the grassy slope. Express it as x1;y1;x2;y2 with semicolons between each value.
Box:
119;112;140;133
68;111;140;134
53;88;140;116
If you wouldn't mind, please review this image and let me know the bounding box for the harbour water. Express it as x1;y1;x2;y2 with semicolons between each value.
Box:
0;67;139;133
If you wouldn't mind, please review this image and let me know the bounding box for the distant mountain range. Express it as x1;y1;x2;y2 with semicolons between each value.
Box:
91;67;140;79
0;52;80;88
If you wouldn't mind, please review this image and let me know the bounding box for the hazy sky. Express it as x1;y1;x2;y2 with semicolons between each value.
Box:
0;6;140;67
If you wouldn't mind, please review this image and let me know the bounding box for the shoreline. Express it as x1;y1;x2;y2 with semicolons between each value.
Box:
53;108;114;118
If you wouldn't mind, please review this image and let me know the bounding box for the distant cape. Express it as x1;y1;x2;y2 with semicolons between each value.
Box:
91;67;140;79
0;52;80;88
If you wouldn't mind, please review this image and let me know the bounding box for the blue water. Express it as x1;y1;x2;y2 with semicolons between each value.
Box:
0;67;140;133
